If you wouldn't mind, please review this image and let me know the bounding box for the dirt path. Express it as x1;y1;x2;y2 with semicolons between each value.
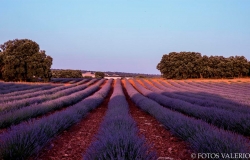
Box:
121;80;195;160
33;81;114;160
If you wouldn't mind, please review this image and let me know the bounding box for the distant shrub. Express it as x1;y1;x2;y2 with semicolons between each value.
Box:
95;72;105;78
52;69;82;78
136;75;146;78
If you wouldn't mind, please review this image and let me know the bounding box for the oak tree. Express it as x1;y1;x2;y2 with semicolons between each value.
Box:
0;39;53;82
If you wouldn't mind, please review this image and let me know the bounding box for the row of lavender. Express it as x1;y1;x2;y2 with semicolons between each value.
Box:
135;79;250;136
0;84;58;97
166;80;250;103
0;79;97;114
157;80;250;110
0;78;90;91
0;79;97;105
186;80;250;93
50;78;85;83
149;80;250;114
84;79;156;159
0;84;72;103
0;82;56;94
0;82;43;90
0;79;88;103
150;80;248;112
0;79;89;102
124;79;250;154
162;80;249;100
155;79;250;111
0;79;113;159
172;80;250;93
185;81;250;103
51;78;91;85
0;79;105;129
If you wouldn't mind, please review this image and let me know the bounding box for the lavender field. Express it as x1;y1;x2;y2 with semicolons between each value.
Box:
0;78;250;160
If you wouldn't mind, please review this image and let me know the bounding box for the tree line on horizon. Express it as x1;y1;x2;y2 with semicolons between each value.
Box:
52;69;82;78
1;39;250;82
157;52;250;79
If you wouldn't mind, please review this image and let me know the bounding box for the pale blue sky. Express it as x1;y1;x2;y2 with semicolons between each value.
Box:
1;0;250;74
